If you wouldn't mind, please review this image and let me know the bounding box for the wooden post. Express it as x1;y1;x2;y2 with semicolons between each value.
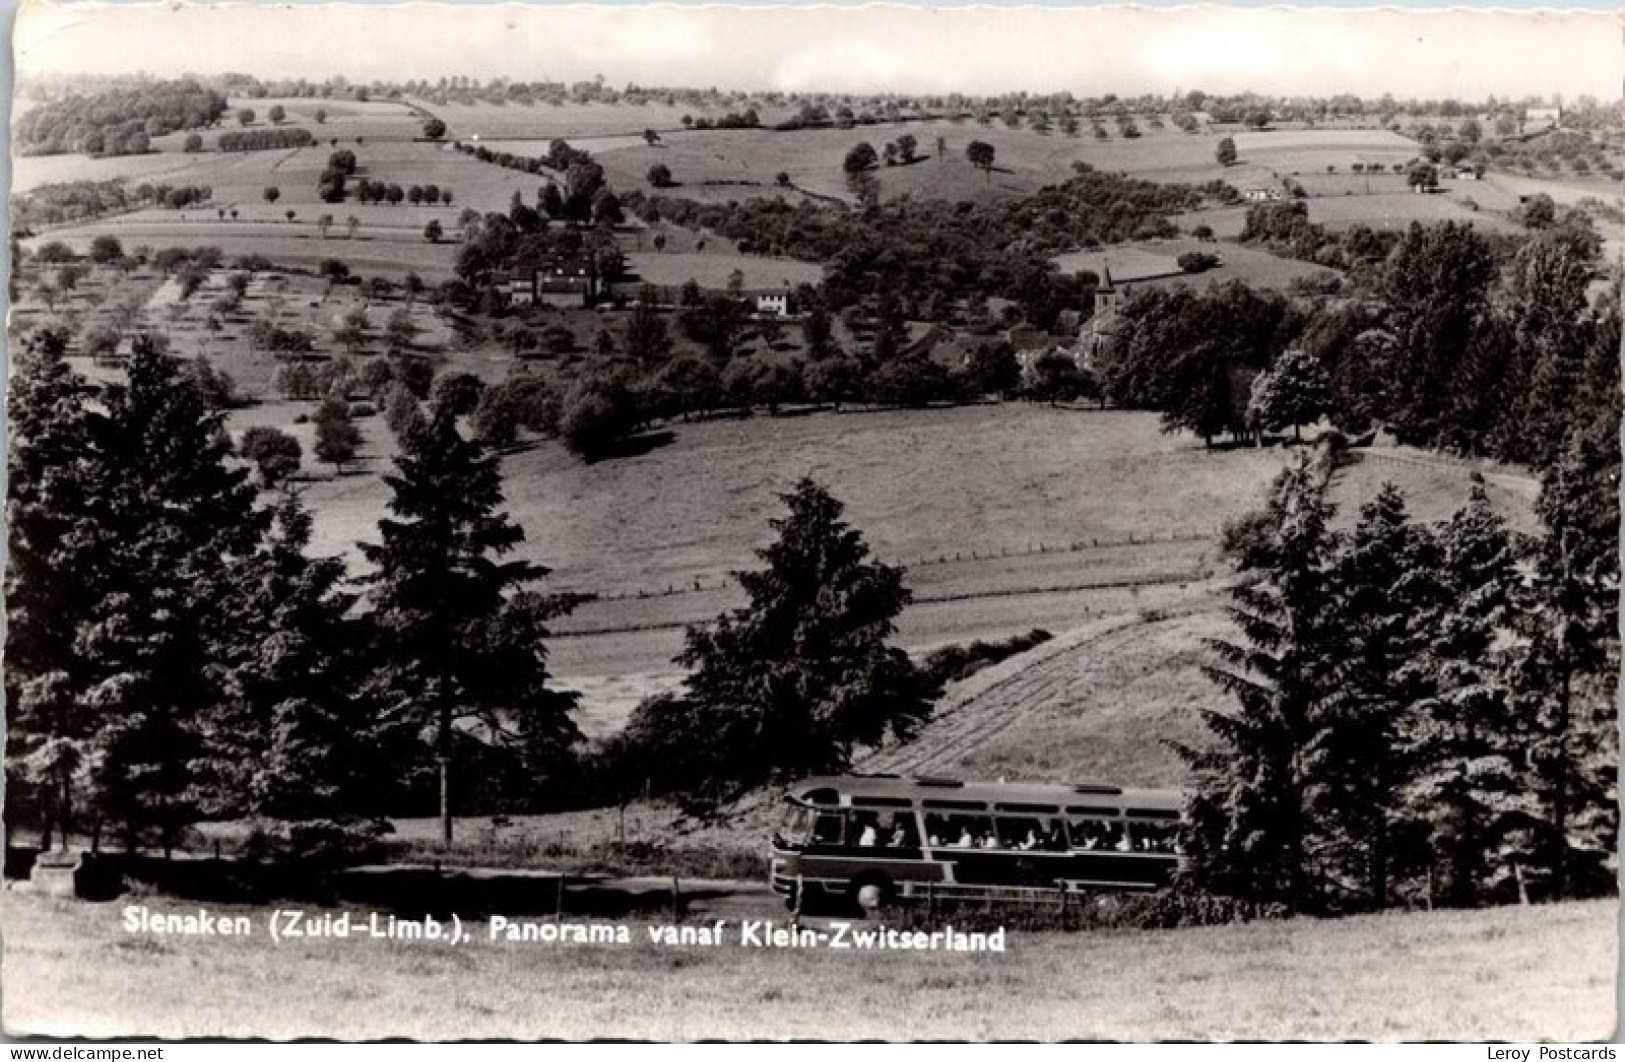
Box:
1514;863;1529;906
554;874;564;923
792;874;804;929
670;875;680;923
437;752;452;848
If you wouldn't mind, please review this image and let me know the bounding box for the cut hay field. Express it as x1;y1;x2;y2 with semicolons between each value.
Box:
3;891;1612;1040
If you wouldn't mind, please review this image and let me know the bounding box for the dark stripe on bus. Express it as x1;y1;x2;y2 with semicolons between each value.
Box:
921;799;988;811
1065;804;1121;816
994;802;1061;814
1126;808;1181;820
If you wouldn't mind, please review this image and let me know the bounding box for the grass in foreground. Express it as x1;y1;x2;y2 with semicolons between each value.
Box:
2;892;1612;1040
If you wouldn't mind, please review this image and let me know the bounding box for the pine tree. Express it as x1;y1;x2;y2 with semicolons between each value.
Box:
1402;487;1533;906
360;407;581;845
206;498;400;846
80;339;268;854
664;478;939;807
1176;452;1340;913
1314;484;1443;909
5;331;101;845
1508;404;1620;898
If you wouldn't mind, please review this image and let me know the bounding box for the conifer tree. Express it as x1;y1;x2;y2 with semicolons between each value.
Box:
360;406;581;845
1315;484;1443;909
79;339;268;853
1402;487;1532;906
1508;405;1620;898
206;498;401;853
647;478;939;808
1177;452;1340;913
5;331;102;846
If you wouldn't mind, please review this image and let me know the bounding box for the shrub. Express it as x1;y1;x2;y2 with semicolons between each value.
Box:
923;629;1053;686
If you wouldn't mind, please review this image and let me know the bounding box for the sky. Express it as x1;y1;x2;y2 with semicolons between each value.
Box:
11;3;1624;102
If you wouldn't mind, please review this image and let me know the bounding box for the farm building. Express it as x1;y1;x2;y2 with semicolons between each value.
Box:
503;254;617;308
753;291;797;317
500;273;536;306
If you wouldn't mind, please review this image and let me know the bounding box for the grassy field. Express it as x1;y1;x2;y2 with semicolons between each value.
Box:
623;250;824;289
266;402;1536;736
157;96;427;148
15;140;552;230
3;891;1612;1040
415;99;798;141
589;121;1423;207
1054;238;1338;291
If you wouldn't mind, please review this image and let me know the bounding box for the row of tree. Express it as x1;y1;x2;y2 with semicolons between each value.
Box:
1100;220;1618;471
4;334;585;856
1184;421;1617;911
15;79;228;156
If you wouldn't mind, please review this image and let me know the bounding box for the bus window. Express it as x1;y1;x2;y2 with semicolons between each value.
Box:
775;805;814;848
845;815;884;850
1134;822;1181;853
883;813;920;849
809;812;845;847
996;816;1045;850
927;813;993;849
1068;817;1127;852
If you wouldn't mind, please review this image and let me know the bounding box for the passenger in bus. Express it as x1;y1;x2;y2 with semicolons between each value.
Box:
980;832;999;849
1044;820;1068;851
955;826;976;848
888;820;912;848
1018;828;1040;851
858;821;878;846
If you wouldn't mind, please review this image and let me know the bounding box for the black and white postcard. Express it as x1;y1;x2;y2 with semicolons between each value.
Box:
3;1;1620;1041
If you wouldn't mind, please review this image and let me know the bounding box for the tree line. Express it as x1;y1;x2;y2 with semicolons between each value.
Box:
5;332;934;858
216;128;317;152
4;334;584;858
1183;420;1617;912
14;78;228;157
1099;219;1618;468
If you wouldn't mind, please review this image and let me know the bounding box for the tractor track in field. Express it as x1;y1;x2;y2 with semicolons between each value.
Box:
858;585;1228;777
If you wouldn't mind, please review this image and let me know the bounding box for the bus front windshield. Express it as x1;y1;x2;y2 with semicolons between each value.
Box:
773;803;815;849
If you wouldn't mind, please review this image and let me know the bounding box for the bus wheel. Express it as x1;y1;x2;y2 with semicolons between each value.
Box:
850;875;894;914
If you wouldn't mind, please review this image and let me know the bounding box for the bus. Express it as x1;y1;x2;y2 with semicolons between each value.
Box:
769;774;1187;911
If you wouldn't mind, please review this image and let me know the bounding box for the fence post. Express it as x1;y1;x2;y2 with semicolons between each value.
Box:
554;873;564;923
671;875;680;923
792;874;804;929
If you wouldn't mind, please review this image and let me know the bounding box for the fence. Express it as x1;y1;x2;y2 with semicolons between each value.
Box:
576;528;1218;605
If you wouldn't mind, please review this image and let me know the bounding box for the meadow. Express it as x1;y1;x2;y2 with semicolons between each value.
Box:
1053;238;1338;291
259;400;1536;740
3;890;1612;1040
592;120;1423;207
